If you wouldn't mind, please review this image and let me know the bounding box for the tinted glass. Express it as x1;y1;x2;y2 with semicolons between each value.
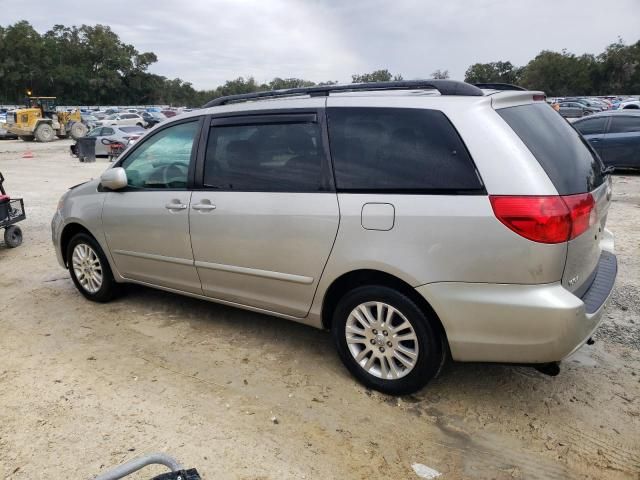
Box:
204;122;326;192
102;127;115;135
87;128;101;137
575;117;607;135
498;103;604;195
609;116;640;134
327;107;482;192
121;121;199;189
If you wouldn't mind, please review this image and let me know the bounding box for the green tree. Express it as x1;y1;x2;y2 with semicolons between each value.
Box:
431;69;450;79
595;39;640;94
351;69;403;83
464;61;523;84
520;50;597;96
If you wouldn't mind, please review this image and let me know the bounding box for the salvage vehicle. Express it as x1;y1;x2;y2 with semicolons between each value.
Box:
52;80;617;395
6;96;87;142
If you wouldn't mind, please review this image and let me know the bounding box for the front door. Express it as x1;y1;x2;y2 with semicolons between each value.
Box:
574;116;608;158
600;115;640;168
102;119;202;294
189;110;339;317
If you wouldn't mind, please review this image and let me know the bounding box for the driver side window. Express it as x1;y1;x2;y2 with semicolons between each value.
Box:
121;121;199;189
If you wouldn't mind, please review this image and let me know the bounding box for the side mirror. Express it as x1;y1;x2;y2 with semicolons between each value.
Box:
100;167;128;191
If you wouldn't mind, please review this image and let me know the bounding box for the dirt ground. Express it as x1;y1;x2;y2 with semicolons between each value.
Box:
0;139;638;480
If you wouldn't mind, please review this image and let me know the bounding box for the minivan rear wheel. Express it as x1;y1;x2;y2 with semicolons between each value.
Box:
67;233;117;302
332;285;443;395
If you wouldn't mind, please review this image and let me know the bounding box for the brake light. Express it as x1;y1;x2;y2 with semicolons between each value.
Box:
563;193;596;239
490;194;595;244
533;94;546;102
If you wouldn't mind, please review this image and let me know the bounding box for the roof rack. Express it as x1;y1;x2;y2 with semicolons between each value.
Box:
473;83;527;91
203;80;484;108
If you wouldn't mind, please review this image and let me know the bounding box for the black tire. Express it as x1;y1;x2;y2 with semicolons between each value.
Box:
66;233;117;302
4;225;23;248
70;122;88;140
35;123;55;142
136;122;144;128
331;285;444;395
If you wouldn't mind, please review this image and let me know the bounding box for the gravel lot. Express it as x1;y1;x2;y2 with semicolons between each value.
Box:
0;139;638;479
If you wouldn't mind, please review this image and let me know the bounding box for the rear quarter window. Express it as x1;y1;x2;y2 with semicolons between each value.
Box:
609;116;640;134
327;107;483;193
498;103;605;195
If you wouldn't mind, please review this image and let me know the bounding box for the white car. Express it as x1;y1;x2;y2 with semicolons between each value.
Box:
96;113;145;128
85;125;146;156
615;99;640;110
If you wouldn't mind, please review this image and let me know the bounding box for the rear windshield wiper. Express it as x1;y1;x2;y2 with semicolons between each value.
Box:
601;165;615;175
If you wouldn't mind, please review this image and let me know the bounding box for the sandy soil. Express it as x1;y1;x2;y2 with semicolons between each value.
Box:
0;139;638;480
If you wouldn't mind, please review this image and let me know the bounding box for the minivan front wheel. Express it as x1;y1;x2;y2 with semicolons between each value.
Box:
332;286;444;395
67;233;116;302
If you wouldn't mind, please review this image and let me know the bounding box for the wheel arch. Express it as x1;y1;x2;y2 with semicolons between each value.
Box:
60;222;95;266
320;269;449;349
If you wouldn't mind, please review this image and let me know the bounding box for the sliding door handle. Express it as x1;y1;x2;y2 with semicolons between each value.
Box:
192;203;216;211
165;202;188;210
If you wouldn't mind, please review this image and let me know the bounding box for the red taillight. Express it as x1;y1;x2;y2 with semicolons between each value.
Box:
490;194;595;244
533;94;546;102
563;193;596;239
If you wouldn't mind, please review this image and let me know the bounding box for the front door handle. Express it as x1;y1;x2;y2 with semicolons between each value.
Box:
192;203;216;211
165;201;188;211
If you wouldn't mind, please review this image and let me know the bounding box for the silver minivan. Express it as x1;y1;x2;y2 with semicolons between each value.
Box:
52;81;617;394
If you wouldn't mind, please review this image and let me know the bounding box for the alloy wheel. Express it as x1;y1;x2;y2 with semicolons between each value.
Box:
71;243;103;294
345;301;420;380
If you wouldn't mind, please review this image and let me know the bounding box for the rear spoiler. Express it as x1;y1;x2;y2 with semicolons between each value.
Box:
490;91;547;109
474;83;526;91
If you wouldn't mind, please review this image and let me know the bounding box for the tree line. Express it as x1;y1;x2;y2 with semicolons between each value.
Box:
0;21;638;107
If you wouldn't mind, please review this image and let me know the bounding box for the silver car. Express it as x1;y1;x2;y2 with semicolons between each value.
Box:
52;81;617;394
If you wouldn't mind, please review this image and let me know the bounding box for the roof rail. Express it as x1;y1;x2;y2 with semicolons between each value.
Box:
473;83;527;91
203;80;484;108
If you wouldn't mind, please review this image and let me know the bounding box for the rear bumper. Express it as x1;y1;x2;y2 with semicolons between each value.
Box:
417;251;617;364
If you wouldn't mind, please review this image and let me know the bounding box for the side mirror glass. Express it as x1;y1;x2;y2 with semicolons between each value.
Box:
100;167;128;191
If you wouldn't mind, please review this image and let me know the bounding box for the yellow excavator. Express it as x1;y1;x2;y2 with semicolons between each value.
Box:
6;97;88;142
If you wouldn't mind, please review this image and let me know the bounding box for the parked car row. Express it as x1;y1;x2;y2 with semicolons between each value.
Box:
551;96;640;118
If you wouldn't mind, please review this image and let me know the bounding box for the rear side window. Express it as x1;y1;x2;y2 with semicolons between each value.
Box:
204;121;328;192
609;116;640;134
575;117;606;135
327;107;483;193
498;103;604;195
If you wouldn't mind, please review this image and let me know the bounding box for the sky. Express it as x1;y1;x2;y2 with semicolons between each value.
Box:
2;0;640;90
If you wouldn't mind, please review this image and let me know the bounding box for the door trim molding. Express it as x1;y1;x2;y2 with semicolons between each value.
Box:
194;260;314;285
112;249;194;266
